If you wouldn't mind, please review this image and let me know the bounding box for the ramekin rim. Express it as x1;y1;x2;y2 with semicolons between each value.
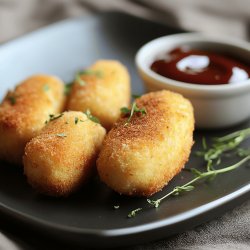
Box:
135;32;250;94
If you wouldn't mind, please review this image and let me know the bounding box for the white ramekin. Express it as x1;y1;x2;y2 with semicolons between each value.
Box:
135;33;250;129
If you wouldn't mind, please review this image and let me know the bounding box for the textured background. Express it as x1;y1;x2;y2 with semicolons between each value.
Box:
0;0;250;43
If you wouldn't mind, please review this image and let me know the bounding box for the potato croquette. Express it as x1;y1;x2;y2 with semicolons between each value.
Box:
23;111;106;197
97;90;194;197
67;60;131;130
0;75;65;165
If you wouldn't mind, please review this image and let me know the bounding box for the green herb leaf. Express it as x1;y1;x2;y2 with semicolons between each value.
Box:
196;128;250;170
49;113;64;121
75;117;79;125
173;185;195;195
132;94;141;99
190;168;202;177
43;84;50;92
56;133;67;137
127;208;142;218
45;113;64;124
78;69;103;78
83;109;100;124
147;199;161;208
74;69;103;86
65;69;103;94
64;82;73;96
202;137;207;150
121;101;147;125
120;107;130;114
8;95;16;105
237;148;250;157
75;74;86;86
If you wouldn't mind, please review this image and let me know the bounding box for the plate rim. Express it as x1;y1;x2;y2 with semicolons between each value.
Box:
0;183;249;237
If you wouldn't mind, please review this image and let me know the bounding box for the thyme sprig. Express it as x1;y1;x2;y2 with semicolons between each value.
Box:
127;128;250;218
127;208;142;218
196;128;250;171
121;101;147;126
147;155;250;208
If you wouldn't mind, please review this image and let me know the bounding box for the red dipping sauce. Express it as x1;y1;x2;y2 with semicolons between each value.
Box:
151;47;250;85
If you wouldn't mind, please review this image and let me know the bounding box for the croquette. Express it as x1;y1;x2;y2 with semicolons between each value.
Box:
67;60;131;130
97;90;194;196
0;75;65;165
23;111;106;197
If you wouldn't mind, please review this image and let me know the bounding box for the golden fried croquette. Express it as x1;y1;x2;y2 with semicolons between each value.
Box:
0;75;65;165
23;111;106;197
97;90;194;197
67;60;131;130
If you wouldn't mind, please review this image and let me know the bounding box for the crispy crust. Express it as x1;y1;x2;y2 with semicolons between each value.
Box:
23;111;106;197
97;90;195;197
67;60;131;130
0;75;65;165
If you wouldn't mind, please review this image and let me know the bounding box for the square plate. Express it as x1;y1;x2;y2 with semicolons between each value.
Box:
0;12;249;248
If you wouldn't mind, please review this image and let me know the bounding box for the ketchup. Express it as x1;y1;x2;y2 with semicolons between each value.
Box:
151;47;250;85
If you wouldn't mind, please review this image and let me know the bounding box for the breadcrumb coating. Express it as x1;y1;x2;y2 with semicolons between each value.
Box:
23;111;106;197
97;90;194;196
0;75;65;165
67;60;131;130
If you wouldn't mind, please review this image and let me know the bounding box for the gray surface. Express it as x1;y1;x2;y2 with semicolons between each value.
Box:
0;12;250;249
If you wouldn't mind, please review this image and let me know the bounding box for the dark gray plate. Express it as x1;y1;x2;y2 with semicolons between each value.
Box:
0;12;249;248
